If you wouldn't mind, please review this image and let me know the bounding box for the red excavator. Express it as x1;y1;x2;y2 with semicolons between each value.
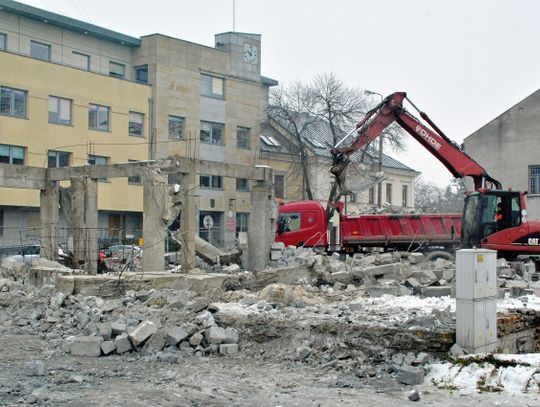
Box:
276;92;540;259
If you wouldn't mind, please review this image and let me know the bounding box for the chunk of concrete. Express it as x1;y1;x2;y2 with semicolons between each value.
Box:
115;333;132;354
408;253;424;264
397;365;425;385
219;344;238;356
328;271;353;284
411;270;438;285
165;326;189;346
421;286;452;298
97;322;112;341
111;321;127;336
142;329;167;355
223;327;239;344
195;311;215;329
364;263;400;279
24;360;45;376
71;336;103;357
129;320;158;347
369;285;398;297
205;326;227;344
101;340;116;356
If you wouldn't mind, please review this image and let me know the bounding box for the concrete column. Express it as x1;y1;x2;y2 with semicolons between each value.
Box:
181;169;198;272
247;167;275;271
71;177;98;275
142;168;167;272
40;181;59;260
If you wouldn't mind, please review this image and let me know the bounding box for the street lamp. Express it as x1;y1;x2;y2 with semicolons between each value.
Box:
364;90;384;208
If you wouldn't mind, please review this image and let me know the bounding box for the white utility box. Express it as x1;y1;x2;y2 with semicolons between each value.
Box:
455;249;498;353
455;249;497;300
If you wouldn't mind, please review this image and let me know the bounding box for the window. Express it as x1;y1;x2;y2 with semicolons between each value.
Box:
386;183;393;204
88;154;108;182
237;126;250;149
368;187;375;204
236;178;249;192
30;40;50;61
0;86;27;118
72;51;90;70
0;144;24;165
109;61;125;79
529;166;540;194
0;33;6;50
402;185;409;207
47;150;70;168
88;103;110;131
129;111;144;136
274;174;285;199
135;65;148;83
48;96;71;125
128;160;141;184
201;74;224;98
236;212;249;235
200;174;223;189
200;121;224;145
168;115;185;140
277;212;301;234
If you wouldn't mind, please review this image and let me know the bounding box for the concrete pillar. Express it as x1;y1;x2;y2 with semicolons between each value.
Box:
181;169;198;272
40;181;59;260
142;167;167;271
247;167;275;271
71;177;98;275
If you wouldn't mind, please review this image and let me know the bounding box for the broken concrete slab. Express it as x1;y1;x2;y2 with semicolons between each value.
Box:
165;326;189;346
101;340;116;356
114;333;132;354
24;360;45;376
71;336;103;357
219;344;238;356
408;253;424;264
205;326;227;344
411;270;438;285
421;286;452;298
397;365;425;385
129;320;158;347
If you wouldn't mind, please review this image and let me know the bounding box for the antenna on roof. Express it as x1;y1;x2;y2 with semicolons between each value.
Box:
232;0;236;31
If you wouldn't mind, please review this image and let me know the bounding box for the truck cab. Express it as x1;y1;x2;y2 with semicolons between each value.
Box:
275;201;328;249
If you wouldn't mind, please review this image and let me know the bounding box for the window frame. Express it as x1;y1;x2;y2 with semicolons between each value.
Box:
127;159;142;185
236;178;250;192
529;165;540;195
88;103;110;132
0;144;25;165
236;126;250;149
48;95;72;126
274;174;285;199
168;115;185;140
109;61;126;79
72;51;90;70
200;120;224;145
87;154;109;182
47;150;70;168
30;40;51;61
368;186;375;204
128;111;144;137
0;33;6;50
200;174;223;189
236;212;249;235
200;74;224;99
134;65;148;84
402;185;409;207
0;86;27;118
386;183;393;204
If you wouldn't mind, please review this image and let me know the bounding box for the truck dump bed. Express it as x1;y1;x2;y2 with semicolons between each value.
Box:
340;212;462;250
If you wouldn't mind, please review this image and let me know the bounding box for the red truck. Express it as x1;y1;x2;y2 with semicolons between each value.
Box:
275;92;540;259
276;200;461;254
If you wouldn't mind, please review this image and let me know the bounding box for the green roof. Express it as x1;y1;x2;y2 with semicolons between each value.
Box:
0;0;140;47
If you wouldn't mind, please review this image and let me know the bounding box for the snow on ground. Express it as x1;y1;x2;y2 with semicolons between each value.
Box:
427;354;540;394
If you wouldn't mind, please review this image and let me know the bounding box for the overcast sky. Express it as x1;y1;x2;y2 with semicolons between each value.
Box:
21;0;540;186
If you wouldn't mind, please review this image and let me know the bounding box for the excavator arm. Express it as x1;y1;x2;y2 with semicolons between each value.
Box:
330;92;500;206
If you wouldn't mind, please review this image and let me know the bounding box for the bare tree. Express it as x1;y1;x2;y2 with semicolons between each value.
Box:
414;177;466;213
268;82;318;200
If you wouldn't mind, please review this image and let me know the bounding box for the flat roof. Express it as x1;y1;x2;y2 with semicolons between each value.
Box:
0;0;140;47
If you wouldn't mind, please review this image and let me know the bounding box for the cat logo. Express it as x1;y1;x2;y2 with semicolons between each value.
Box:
528;238;540;246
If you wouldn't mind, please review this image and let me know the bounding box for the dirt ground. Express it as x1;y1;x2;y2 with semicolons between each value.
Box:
0;335;538;407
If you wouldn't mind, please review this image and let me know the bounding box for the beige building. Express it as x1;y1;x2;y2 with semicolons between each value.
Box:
0;0;276;249
260;118;419;212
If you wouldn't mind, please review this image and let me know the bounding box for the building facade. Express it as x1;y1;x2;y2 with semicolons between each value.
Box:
463;89;540;219
260;118;419;212
0;0;275;249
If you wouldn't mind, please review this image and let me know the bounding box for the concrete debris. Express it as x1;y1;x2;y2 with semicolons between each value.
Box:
100;340;116;355
408;389;421;401
24;360;46;376
397;365;425;385
71;336;103;357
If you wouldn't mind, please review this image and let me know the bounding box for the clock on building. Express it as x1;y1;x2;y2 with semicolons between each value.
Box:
243;43;258;64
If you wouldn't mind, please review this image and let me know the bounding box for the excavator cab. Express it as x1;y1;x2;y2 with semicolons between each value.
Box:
461;190;522;248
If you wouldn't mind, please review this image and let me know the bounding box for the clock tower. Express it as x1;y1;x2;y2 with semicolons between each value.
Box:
215;32;261;82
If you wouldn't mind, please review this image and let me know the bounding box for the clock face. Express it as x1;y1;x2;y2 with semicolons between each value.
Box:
243;43;258;64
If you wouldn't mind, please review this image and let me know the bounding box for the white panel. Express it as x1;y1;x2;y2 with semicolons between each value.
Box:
456;249;497;300
456;296;498;352
485;297;498;345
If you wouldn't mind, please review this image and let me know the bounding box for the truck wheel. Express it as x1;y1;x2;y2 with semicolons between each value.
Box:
424;250;454;262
